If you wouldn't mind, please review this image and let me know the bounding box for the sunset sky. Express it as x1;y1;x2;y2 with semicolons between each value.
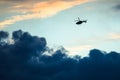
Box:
0;0;120;57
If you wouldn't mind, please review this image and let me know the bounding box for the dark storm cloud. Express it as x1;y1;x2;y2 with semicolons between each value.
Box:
0;30;120;80
114;4;120;10
0;31;8;40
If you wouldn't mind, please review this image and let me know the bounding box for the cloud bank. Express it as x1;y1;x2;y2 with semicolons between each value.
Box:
109;33;120;40
0;30;120;80
114;4;120;10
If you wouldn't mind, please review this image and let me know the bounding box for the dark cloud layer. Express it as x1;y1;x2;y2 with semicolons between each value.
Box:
0;31;8;40
0;30;120;80
115;4;120;10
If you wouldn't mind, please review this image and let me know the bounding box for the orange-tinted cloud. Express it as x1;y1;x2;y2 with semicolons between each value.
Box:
66;45;94;56
109;33;120;40
0;0;93;28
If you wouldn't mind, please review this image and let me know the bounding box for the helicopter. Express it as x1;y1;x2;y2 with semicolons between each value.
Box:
75;17;87;25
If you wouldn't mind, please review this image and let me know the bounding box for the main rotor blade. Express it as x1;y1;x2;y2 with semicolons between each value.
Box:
78;17;80;20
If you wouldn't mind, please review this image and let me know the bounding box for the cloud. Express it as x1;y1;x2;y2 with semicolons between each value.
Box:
0;0;92;28
66;45;94;56
86;33;120;44
108;33;120;40
114;4;120;10
0;31;9;41
0;30;120;80
0;13;42;28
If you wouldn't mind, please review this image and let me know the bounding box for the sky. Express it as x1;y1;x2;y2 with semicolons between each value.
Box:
1;0;120;79
0;0;120;57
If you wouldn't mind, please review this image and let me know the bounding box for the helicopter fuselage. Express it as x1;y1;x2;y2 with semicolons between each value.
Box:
76;20;86;25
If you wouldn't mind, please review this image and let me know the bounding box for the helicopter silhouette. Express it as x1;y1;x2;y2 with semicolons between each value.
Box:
75;17;87;25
